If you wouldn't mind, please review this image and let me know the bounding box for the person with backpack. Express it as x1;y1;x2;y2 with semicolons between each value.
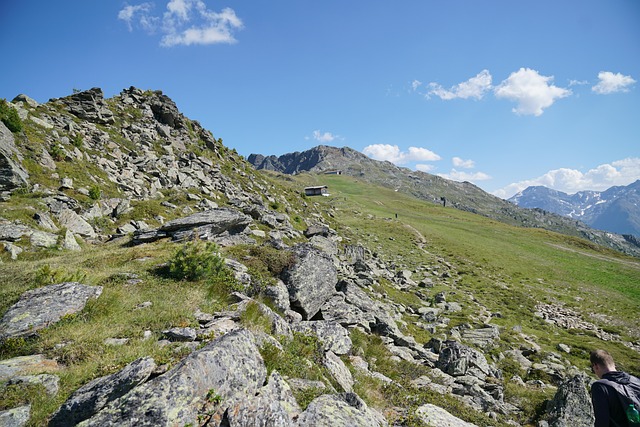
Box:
590;349;640;426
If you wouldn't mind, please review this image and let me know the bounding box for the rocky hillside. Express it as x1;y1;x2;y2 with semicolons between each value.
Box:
509;181;640;238
0;88;638;427
249;146;640;257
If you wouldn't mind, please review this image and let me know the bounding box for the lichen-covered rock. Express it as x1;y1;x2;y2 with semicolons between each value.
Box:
8;374;59;396
436;340;493;380
0;355;59;382
323;351;354;392
0;121;29;191
292;321;352;355
49;357;156;427
415;404;478;427
0;405;31;427
57;88;115;125
79;329;266;427
545;374;594;427
222;371;301;427
58;208;96;239
297;393;387;427
282;244;337;319
0;283;103;339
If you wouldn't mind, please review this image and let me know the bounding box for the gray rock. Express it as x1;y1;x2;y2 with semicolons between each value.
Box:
292;321;352;355
0;121;29;191
415;404;478;427
436;340;493;380
545;374;594;427
223;371;301;427
304;224;330;238
59;177;74;190
461;325;500;348
30;230;58;248
282;244;337;319
0;405;31;427
8;374;59;395
49;357;156;427
58;208;96;238
79;329;266;427
0;355;59;382
58;88;115;125
162;327;197;342
323;351;354;392
61;229;81;251
0;222;31;241
264;280;291;312
12;94;39;108
3;241;23;259
34;212;59;232
133;208;251;244
0;282;103;339
297;393;387;427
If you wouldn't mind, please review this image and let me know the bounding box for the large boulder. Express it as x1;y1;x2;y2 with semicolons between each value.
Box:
297;393;387;427
0;283;103;339
221;371;301;427
292;321;352;355
436;340;493;380
132;208;252;244
0;121;29;191
78;329;266;427
281;244;337;320
57;88;115;125
415;404;478;426
545;374;594;427
49;357;157;426
58;208;96;238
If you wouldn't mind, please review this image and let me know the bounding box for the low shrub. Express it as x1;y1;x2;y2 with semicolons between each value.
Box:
169;240;226;282
0;99;23;132
88;185;101;200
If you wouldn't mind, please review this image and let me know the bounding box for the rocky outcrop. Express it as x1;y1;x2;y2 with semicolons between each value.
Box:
49;357;157;427
544;374;594;427
0;121;29;191
0;283;103;339
282;244;337;319
296;393;387;427
132;207;252;244
79;329;266;426
57;88;115;125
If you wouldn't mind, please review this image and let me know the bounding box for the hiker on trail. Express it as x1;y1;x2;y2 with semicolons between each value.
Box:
590;349;640;427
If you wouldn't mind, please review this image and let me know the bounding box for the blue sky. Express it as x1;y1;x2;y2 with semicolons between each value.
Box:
1;1;638;198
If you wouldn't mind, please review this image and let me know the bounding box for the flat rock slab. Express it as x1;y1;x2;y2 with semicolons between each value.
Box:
0;354;59;382
0;282;103;339
415;404;478;427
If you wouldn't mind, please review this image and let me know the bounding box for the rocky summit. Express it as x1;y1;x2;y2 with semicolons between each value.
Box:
0;88;638;426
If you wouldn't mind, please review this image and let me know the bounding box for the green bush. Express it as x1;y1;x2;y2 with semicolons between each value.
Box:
49;144;65;161
0;99;23;132
88;185;101;200
34;264;87;287
71;133;84;148
169;240;226;281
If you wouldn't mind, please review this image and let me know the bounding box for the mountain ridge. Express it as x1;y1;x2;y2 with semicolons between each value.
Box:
509;180;640;237
248;146;640;257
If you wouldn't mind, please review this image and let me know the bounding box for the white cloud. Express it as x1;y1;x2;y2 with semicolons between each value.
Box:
411;80;422;91
118;1;243;47
362;144;441;165
493;157;640;199
427;70;493;100
312;130;337;143
438;169;491;182
416;164;435;172
494;68;571;116
592;71;636;94
118;3;154;31
452;157;475;169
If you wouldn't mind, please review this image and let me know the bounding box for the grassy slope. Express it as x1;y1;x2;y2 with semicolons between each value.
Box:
301;173;640;373
1;170;639;426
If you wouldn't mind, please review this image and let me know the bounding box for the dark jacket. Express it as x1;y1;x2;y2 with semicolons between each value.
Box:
591;371;640;427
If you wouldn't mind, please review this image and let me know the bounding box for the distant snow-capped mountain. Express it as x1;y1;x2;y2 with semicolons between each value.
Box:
508;180;640;237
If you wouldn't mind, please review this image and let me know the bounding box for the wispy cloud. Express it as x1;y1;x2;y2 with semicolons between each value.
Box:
311;130;340;143
438;169;491;182
493;157;640;199
118;0;243;47
592;71;636;94
427;70;493;100
494;68;571;116
452;157;475;169
362;144;441;165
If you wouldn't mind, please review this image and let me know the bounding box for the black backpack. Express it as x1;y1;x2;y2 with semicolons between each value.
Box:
597;377;640;427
